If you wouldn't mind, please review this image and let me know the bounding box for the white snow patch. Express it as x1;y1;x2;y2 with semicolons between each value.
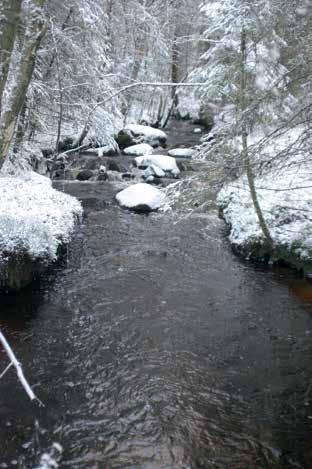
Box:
0;172;83;261
116;183;166;211
123;143;154;156
124;124;167;145
168;148;195;158
135;155;180;177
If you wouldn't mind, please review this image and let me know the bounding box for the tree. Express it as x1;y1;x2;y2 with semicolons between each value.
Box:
0;0;46;168
192;0;296;246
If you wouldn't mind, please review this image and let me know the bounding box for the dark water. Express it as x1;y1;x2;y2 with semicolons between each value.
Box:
1;121;312;468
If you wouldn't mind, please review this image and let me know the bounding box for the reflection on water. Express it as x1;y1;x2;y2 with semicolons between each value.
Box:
289;279;312;304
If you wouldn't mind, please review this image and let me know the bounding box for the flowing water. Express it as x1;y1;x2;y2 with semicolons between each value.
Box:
1;121;312;468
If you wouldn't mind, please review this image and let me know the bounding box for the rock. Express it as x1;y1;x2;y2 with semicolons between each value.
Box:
177;161;188;172
76;169;94;181
97;144;119;157
116;124;167;149
123;143;154;156
143;164;165;180
135;154;180;178
97;165;108;181
106;159;125;172
168;148;195;159
116;183;166;213
121;173;135;180
115;130;134;149
0;252;48;291
0;172;82;291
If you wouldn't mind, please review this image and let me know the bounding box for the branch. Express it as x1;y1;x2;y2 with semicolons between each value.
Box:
0;330;40;403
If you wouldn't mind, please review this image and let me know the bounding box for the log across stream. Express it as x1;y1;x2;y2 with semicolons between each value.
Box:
1;121;312;468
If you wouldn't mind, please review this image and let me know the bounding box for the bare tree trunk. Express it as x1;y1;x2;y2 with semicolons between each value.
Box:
0;0;46;168
171;26;180;110
240;29;273;247
0;0;23;117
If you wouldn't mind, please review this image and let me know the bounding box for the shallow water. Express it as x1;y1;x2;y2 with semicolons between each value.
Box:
1;121;312;468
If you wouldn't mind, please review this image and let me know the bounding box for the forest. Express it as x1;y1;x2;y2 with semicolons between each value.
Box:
1;0;312;468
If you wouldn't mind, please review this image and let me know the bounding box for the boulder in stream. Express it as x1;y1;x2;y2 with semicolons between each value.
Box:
116;183;166;213
135;154;180;178
168;148;195;159
116;124;167;149
123;143;154;156
0;172;82;290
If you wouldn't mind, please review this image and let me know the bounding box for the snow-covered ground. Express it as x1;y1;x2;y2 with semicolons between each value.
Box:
217;127;312;267
0;172;83;262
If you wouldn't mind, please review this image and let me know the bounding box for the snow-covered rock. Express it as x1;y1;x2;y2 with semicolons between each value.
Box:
135;155;180;177
117;124;167;148
168;148;195;159
123;143;154;156
0;172;83;289
116;183;166;213
148;164;166;178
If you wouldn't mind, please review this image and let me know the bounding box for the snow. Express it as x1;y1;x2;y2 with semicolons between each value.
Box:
217;127;312;264
123;143;154;156
168;148;195;158
116;183;166;212
135;154;180;177
149;164;166;178
97;143;118;157
124;124;167;145
0;172;83;261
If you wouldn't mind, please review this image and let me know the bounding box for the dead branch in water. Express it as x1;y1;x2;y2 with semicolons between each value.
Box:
0;330;43;405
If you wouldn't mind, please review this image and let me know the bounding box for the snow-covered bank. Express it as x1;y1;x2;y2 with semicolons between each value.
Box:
218;138;312;270
0;172;83;289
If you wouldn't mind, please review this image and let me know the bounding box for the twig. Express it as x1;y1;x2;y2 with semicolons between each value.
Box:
0;330;40;403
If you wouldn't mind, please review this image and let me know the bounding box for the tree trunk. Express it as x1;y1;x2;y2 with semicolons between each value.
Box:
0;0;23;117
0;0;46;168
240;28;273;248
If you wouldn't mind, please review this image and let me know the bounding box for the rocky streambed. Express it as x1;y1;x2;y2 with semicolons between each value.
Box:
1;121;312;468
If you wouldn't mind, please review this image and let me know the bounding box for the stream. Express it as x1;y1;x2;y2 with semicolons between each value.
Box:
1;121;312;468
